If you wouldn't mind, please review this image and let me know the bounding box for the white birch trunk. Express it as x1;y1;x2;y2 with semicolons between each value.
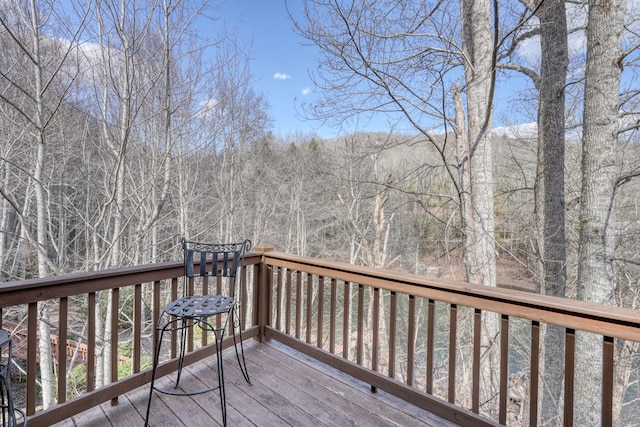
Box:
26;0;55;407
459;0;499;417
460;0;496;288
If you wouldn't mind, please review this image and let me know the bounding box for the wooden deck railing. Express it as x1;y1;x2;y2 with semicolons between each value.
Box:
258;248;640;427
1;246;639;426
0;253;263;427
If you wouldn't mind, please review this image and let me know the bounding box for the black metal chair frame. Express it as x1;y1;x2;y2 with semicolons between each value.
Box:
0;330;26;427
144;239;252;426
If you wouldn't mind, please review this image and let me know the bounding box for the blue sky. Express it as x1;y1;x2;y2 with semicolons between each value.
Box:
218;1;328;138
216;1;589;140
216;1;536;140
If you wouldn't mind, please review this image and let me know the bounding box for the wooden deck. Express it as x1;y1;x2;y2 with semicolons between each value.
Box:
52;339;457;426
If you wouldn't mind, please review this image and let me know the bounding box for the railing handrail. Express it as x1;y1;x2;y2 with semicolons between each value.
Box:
259;249;640;342
0;254;263;308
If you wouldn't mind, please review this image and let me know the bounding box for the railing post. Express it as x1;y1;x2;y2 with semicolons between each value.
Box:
254;245;274;343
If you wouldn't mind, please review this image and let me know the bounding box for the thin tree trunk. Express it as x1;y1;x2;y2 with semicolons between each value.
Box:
26;0;55;407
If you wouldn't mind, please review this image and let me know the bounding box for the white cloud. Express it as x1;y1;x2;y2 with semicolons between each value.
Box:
274;72;292;80
492;122;538;139
301;87;311;95
516;36;541;66
196;98;219;119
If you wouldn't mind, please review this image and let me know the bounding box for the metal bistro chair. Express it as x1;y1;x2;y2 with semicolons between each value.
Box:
145;239;252;426
0;330;26;427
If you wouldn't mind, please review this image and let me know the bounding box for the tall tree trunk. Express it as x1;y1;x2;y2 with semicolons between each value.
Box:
26;0;55;408
460;0;496;288
576;0;624;425
534;1;569;424
0;165;10;277
460;0;499;417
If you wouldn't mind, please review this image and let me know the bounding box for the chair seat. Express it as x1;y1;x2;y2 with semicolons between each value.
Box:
164;294;234;318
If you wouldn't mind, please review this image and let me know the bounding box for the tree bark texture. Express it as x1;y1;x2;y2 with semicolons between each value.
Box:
536;0;569;424
460;0;499;418
577;0;624;425
460;0;496;289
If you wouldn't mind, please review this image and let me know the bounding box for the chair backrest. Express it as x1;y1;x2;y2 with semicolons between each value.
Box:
182;239;251;298
183;239;251;297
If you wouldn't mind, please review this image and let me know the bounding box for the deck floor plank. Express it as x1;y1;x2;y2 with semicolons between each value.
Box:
263;341;458;426
256;340;457;426
225;354;344;426
52;339;457;426
250;342;401;426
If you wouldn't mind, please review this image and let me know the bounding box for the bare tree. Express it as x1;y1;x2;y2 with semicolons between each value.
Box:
291;0;500;415
503;0;570;423
291;0;498;282
576;0;624;425
0;0;88;408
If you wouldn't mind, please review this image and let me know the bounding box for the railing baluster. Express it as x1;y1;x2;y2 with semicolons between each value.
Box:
372;290;380;363
169;278;177;358
372;287;380;393
330;278;337;354
87;292;96;392
602;336;614;426
499;314;509;424
357;284;364;366
426;298;435;395
241;265;248;327
286;269;292;335
530;320;540;427
134;284;141;373
275;266;282;330
259;264;272;342
407;294;415;386
343;281;351;360
187;277;194;351
295;271;302;339
389;291;397;379
202;276;208;345
564;328;576;426
27;302;37;415
473;308;481;413
110;288;119;405
317;276;324;349
252;264;260;328
448;304;457;404
58;297;68;404
306;273;312;344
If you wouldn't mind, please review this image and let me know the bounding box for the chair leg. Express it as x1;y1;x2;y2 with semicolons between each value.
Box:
174;318;189;388
145;322;166;427
231;307;251;385
214;330;227;427
1;374;15;427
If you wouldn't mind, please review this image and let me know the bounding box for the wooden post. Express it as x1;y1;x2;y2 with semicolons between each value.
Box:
254;245;274;342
